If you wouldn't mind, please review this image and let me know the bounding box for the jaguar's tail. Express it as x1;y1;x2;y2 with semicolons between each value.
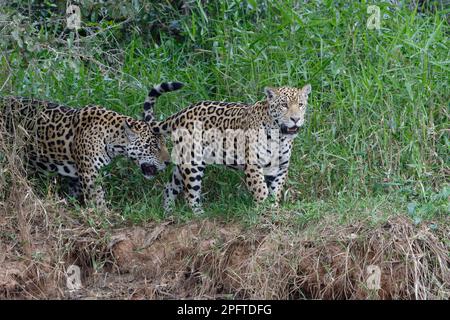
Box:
143;81;184;122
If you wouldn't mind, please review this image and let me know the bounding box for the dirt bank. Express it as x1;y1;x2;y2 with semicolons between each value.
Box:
1;124;449;300
1;208;449;299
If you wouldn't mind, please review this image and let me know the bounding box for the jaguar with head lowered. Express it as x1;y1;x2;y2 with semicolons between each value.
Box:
144;84;311;214
1;81;183;208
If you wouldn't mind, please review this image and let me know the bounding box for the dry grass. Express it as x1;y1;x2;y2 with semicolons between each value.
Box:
1;123;50;298
98;216;449;300
0;122;449;300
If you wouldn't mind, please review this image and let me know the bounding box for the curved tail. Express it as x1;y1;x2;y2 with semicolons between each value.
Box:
143;81;184;122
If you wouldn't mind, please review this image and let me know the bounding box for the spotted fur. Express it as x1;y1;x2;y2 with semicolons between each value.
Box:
1;96;171;208
145;84;312;214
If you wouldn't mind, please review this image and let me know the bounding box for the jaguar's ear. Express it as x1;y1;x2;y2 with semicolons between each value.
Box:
124;120;138;140
264;87;278;100
302;84;312;96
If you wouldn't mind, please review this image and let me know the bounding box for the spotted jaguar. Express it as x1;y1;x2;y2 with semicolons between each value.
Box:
144;84;312;214
1;82;182;207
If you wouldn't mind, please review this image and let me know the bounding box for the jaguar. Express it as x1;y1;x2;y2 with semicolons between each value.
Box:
143;83;312;214
1;81;183;207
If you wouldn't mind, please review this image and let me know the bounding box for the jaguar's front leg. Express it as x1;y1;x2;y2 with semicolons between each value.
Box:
265;137;293;205
66;176;83;200
244;164;269;203
265;166;289;204
180;164;205;215
77;161;107;209
163;165;184;214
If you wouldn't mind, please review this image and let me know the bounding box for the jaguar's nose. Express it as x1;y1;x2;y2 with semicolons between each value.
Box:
290;117;300;123
141;163;157;176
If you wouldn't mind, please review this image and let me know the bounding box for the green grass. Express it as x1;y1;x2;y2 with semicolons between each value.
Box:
1;1;448;224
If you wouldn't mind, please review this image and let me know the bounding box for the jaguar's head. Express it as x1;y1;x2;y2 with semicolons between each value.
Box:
264;84;311;135
124;119;170;179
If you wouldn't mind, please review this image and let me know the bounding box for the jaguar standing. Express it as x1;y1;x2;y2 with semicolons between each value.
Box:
1;82;182;207
144;83;312;214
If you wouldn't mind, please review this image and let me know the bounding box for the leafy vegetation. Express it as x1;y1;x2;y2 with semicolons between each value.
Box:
1;0;448;223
